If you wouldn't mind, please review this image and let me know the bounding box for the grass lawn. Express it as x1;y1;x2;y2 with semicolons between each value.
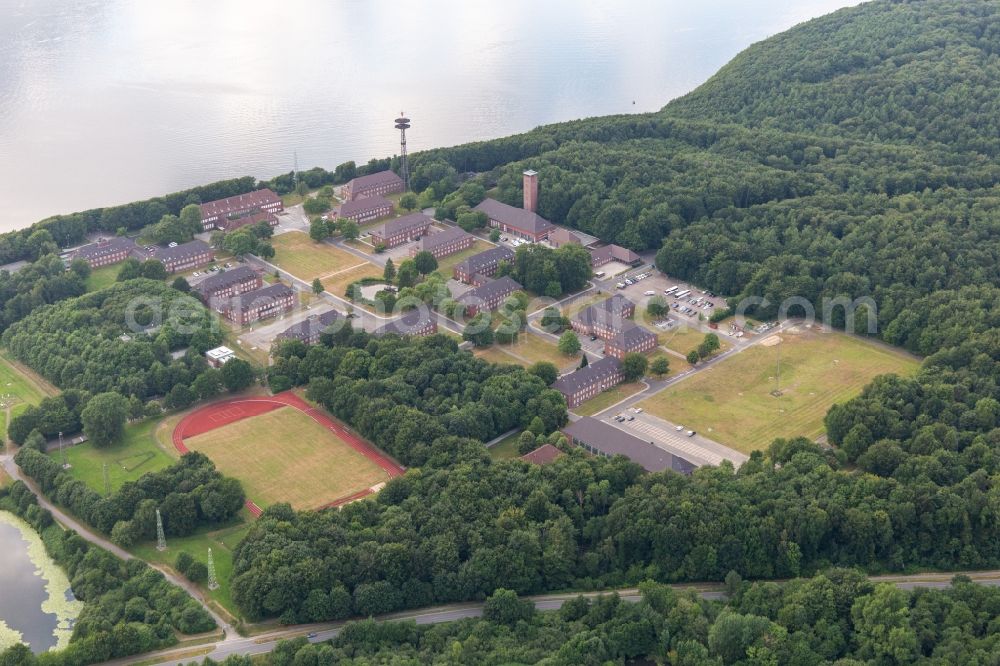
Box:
322;262;383;298
182;406;389;510
638;328;921;454
500;333;580;370
574;383;645;416
270;231;365;281
488;431;523;461
0;352;58;439
131;521;251;621
85;265;120;292
432;240;494;278
658;325;730;357
56;418;179;494
0;467;11;488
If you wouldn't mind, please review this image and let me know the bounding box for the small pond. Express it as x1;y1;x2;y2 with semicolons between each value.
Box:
0;511;83;654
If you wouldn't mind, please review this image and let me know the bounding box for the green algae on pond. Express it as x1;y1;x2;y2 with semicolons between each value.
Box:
0;511;83;653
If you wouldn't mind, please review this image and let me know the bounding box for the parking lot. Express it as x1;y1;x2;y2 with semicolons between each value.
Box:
602;406;749;467
595;269;726;327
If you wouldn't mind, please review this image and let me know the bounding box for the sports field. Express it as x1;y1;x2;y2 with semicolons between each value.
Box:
182;405;389;510
271;231;367;281
58;418;178;494
638;328;920;454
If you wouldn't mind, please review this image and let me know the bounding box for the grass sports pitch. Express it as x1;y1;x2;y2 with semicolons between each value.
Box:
638;327;920;454
182;405;390;510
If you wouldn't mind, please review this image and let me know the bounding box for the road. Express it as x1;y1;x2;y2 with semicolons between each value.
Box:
107;570;1000;665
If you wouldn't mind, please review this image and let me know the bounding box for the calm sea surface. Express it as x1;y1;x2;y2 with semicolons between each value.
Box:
1;0;855;229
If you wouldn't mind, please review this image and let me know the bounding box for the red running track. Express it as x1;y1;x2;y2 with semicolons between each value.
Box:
172;391;405;517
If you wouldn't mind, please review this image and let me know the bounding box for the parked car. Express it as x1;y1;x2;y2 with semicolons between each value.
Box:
675;425;684;431
687;430;696;437
644;290;655;296
627;415;635;421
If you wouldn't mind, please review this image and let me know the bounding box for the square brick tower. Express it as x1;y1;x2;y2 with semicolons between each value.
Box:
523;170;539;213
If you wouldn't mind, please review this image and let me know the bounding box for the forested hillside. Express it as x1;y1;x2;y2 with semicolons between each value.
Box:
409;0;1000;352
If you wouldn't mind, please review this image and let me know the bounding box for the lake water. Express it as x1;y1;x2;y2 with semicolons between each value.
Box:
0;0;855;231
0;511;82;654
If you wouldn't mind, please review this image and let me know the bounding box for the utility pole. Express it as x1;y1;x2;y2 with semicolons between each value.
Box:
59;431;68;469
103;463;111;497
207;548;219;590
156;509;167;552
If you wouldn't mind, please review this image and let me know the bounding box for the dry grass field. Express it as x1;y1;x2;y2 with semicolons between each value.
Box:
182;406;388;510
639;328;920;454
271;231;366;281
322;262;384;297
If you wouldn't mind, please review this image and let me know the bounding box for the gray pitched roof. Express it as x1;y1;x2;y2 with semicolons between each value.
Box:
474;198;554;235
456;276;522;305
575;295;635;328
374;309;437;336
276;310;342;341
609;321;657;348
195;265;258;296
75;236;137;261
552;356;621;395
337;195;393;218
417;226;471;251
348;170;403;192
151;240;211;263
455;246;515;275
228;283;294;314
200;189;280;218
374;212;432;237
590;244;641;265
563;417;696;473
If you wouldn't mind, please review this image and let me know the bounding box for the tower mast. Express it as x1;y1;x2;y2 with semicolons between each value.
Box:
395;112;411;192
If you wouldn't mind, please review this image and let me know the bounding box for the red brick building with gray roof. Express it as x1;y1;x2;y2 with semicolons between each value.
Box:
344;170;404;201
474;198;555;242
199;189;282;231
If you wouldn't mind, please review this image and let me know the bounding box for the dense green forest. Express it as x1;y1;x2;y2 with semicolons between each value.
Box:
249;570;1000;665
0;481;216;665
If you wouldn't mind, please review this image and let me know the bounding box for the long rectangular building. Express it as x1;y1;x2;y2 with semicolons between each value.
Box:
151;240;214;274
194;265;262;305
552;356;624;408
453;246;514;283
590;244;641;268
216;209;278;232
72;237;138;269
456;276;522;317
221;283;295;326
373;309;438;338
369;212;432;249
199;189;283;231
344;170;404;201
563;417;696;474
410;226;473;259
474;198;555;242
333;196;394;224
276;310;342;346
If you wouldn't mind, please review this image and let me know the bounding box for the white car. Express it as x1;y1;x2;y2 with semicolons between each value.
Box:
675;425;684;431
644;290;655;296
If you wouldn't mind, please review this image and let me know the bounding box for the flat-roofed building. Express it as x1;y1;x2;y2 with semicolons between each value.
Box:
216;209;278;232
373;309;438;338
332;196;394;224
474;198;555;242
456;276;522;317
72;237;138;268
369;212;432;249
453;246;515;283
604;321;658;359
221;283;295;326
194;265;262;305
205;346;236;368
552;356;624;408
151;240;214;273
590;244;642;268
563;417;696;474
410;226;473;259
275;310;342;346
199;189;283;231
344;170;404;201
572;295;637;340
